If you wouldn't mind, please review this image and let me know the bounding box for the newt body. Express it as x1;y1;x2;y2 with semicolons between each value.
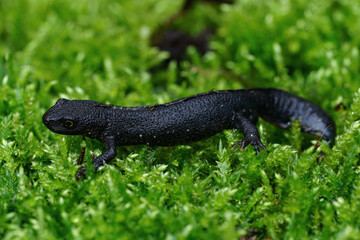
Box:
42;89;335;173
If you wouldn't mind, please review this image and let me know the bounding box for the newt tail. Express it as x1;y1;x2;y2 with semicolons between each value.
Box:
251;89;335;146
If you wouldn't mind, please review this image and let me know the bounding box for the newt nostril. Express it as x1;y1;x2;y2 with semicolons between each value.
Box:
42;114;50;126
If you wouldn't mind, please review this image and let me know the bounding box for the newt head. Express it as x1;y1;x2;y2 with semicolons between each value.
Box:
42;98;106;136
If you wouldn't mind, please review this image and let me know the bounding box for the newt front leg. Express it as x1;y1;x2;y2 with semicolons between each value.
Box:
93;136;117;171
76;136;117;180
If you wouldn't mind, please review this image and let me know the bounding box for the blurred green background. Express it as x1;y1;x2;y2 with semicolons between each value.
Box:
1;0;360;239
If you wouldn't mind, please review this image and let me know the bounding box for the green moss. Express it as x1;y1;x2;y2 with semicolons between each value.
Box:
1;0;360;239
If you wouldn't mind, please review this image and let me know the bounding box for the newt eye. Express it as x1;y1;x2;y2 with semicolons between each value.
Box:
62;120;74;128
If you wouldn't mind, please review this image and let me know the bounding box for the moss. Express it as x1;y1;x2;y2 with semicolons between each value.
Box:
1;0;360;239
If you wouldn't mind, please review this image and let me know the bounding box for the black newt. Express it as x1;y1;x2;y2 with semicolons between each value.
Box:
42;88;335;176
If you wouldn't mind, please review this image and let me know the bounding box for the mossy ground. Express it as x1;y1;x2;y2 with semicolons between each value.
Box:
1;0;360;239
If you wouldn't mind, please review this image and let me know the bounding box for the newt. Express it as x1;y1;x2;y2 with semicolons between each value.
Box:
42;88;335;176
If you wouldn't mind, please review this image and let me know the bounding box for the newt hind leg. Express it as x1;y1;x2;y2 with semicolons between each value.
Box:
232;112;266;154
